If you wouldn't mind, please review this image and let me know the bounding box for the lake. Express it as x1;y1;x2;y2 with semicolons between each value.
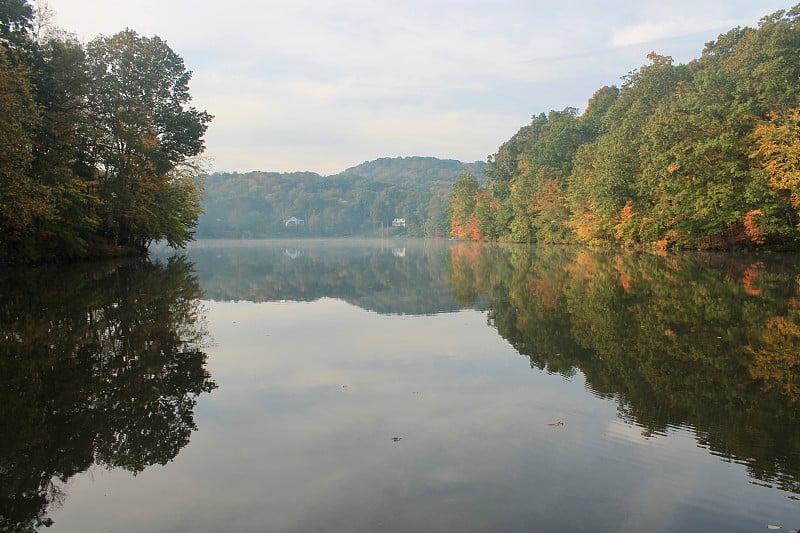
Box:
2;239;800;532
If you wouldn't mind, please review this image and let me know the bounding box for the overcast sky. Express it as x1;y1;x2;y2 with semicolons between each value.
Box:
47;0;792;175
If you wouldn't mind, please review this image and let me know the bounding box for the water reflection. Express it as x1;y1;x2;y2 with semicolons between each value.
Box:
14;240;800;531
448;243;800;495
176;239;800;498
0;257;215;532
183;239;463;315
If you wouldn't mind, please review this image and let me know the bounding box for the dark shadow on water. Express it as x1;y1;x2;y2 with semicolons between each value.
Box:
0;256;216;532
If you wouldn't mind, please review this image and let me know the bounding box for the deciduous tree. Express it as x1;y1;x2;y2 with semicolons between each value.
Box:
84;29;212;250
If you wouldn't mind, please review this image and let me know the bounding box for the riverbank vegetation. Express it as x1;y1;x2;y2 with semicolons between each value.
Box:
450;5;800;250
0;0;211;262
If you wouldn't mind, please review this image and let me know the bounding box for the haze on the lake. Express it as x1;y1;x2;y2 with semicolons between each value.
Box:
47;0;790;175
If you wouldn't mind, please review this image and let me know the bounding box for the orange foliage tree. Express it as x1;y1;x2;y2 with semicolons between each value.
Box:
751;107;800;208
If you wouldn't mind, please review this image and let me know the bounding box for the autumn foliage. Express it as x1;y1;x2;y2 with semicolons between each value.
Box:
450;5;800;250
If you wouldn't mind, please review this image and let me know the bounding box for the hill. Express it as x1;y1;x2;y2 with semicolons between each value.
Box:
197;157;486;238
336;156;487;186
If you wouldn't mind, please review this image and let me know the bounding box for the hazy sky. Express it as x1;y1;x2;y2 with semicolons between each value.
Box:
47;0;791;175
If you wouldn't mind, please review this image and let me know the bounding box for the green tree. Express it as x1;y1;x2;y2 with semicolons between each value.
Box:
84;29;212;250
569;53;692;244
0;46;48;259
0;0;32;50
449;173;480;239
28;36;99;258
508;108;584;243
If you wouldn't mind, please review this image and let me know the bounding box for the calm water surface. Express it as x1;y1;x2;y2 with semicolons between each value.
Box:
2;239;800;532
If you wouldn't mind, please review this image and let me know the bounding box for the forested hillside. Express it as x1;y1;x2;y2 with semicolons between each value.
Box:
450;5;800;250
198;157;485;238
0;1;210;262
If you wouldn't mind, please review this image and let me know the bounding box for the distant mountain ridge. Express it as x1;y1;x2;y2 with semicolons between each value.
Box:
334;156;486;183
198;156;487;238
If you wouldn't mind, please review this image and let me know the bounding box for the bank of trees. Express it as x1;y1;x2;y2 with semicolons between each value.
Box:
0;0;211;261
450;5;800;249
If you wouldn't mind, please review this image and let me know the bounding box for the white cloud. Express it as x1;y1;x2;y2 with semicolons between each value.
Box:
44;0;791;174
610;18;740;48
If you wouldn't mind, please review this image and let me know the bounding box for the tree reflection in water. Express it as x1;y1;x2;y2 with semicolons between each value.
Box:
0;257;216;532
448;243;800;495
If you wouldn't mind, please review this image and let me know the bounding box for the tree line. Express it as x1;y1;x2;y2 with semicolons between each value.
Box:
0;0;211;262
450;5;800;250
